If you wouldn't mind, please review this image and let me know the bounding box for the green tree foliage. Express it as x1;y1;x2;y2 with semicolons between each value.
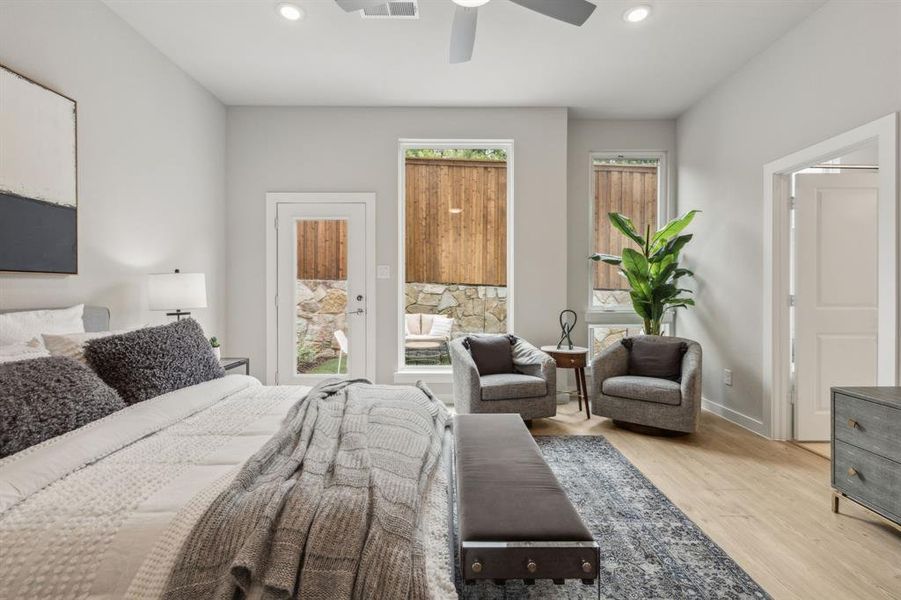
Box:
404;148;507;161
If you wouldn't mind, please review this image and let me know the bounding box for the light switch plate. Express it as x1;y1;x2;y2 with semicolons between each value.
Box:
377;265;391;279
723;369;733;386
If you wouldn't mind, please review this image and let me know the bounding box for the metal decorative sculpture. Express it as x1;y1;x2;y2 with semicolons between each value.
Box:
557;309;577;350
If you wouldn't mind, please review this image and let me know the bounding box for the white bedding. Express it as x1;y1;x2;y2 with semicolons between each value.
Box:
0;375;455;600
0;376;303;599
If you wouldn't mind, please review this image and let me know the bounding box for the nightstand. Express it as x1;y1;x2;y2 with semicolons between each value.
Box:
220;357;250;375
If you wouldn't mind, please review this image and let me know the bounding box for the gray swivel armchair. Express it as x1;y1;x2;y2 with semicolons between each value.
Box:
449;335;557;422
590;335;702;434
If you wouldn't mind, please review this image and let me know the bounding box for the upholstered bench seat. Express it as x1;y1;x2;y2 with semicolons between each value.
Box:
479;373;547;401
454;413;598;587
602;375;682;406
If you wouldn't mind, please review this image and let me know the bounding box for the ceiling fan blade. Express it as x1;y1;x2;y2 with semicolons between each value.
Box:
335;0;388;12
450;5;478;64
508;0;596;26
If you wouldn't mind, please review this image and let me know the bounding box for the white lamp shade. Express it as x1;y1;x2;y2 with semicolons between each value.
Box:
148;272;207;310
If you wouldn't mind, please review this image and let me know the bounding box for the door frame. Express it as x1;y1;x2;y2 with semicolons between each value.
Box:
763;113;898;440
265;192;377;385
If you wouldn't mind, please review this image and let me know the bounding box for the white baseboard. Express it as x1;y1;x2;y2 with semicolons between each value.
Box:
701;397;770;438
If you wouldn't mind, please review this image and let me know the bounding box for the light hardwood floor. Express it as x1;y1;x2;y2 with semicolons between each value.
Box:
794;441;831;460
530;401;901;600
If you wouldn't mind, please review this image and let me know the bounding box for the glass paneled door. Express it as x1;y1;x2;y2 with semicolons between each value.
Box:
277;202;367;385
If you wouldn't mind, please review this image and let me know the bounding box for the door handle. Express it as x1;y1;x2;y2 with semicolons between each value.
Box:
346;308;365;316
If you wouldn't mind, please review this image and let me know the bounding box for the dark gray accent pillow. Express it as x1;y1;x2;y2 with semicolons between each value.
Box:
464;335;516;376
621;337;687;381
84;318;225;405
0;356;126;458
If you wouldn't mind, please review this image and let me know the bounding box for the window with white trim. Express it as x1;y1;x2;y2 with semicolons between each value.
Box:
588;152;670;345
398;141;513;372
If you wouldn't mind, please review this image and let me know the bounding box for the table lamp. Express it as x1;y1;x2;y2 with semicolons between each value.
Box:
148;269;207;321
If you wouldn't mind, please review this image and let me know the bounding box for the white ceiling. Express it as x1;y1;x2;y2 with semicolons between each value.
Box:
104;0;824;119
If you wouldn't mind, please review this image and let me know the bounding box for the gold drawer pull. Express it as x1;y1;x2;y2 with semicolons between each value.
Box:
847;418;859;429
527;560;538;573
471;561;482;573
582;561;593;574
847;467;858;477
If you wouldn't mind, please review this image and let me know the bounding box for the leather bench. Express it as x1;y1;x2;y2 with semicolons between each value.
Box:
454;413;599;589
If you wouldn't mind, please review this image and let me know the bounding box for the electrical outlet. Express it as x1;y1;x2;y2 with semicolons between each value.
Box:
377;265;391;279
723;369;733;386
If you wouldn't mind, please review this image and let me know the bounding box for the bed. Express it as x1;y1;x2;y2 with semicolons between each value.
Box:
0;307;456;599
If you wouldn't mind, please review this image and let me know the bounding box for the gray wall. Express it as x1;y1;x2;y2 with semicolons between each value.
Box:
0;0;227;337
566;119;677;347
226;107;568;385
676;0;901;434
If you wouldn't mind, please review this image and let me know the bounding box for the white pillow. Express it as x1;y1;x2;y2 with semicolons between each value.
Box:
42;328;135;365
428;315;454;339
0;339;50;363
0;305;85;347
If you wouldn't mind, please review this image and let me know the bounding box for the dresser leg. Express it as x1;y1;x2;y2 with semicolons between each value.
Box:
831;492;840;514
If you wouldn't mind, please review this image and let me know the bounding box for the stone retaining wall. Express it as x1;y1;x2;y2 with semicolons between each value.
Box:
294;280;510;368
296;279;346;365
405;282;507;336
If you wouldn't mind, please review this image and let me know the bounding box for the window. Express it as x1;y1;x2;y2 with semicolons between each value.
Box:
588;152;669;338
398;141;513;371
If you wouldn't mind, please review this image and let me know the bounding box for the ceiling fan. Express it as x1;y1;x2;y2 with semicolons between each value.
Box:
335;0;597;63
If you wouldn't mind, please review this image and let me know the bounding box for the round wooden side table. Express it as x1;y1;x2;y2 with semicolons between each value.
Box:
540;345;590;420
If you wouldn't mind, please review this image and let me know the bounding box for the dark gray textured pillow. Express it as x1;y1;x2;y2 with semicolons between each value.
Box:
0;356;126;458
464;335;517;376
84;318;225;405
621;337;687;381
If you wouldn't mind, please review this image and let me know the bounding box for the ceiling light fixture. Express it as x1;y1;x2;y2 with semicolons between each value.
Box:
623;5;651;23
277;3;304;21
452;0;491;7
449;207;464;214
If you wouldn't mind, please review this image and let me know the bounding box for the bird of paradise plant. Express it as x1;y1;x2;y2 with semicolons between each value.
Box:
590;210;699;336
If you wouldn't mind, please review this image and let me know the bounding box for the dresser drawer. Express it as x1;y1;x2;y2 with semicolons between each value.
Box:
833;392;901;463
833;440;901;522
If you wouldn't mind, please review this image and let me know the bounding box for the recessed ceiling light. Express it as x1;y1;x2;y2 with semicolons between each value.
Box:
452;0;491;7
449;207;464;214
623;5;651;23
277;3;304;21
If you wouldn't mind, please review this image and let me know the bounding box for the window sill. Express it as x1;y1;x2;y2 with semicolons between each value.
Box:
393;368;454;384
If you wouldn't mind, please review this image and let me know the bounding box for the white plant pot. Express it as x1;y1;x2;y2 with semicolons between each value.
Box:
212;347;221;360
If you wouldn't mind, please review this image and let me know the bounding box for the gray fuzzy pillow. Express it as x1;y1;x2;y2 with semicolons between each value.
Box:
0;356;126;458
84;318;225;405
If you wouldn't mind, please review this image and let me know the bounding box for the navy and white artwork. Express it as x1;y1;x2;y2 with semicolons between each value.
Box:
0;65;77;274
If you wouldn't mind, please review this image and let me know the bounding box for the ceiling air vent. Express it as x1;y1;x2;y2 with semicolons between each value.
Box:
361;1;418;19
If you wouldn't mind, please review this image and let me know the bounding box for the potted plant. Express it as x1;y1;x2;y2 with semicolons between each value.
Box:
210;336;221;360
589;210;699;336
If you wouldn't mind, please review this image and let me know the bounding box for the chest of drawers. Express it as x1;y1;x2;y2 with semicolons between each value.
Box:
831;387;901;526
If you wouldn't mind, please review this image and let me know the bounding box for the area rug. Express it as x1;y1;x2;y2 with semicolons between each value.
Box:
457;435;771;599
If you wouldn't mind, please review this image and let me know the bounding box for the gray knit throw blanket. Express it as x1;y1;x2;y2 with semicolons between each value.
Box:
163;378;448;600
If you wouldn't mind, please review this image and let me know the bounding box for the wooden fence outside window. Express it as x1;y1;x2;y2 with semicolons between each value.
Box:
593;164;658;290
404;158;507;287
295;219;347;281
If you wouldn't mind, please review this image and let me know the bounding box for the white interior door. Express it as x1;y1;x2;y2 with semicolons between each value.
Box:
277;202;367;385
794;173;879;440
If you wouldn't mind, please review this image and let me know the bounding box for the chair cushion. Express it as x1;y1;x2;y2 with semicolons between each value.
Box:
466;335;515;375
428;315;453;338
622;337;687;381
405;334;447;344
602;375;682;406
481;373;547;400
405;313;422;335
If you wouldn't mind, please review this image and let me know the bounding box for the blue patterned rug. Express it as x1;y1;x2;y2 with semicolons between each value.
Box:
457;435;770;599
